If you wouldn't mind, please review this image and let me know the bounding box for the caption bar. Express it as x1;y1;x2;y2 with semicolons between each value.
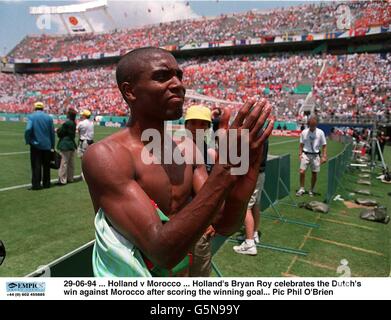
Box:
1;278;390;300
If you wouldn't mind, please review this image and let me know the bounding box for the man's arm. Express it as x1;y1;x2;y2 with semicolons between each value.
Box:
56;123;64;138
299;129;305;160
84;141;235;270
50;120;55;149
299;143;304;160
24;118;32;145
84;99;272;268
321;144;327;164
209;100;274;235
194;101;274;236
192;147;218;238
320;131;327;164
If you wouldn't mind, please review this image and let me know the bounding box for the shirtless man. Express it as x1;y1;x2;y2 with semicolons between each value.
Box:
83;47;274;277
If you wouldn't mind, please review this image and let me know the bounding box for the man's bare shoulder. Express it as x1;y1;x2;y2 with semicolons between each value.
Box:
83;130;135;183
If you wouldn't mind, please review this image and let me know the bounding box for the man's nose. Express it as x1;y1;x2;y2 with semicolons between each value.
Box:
170;76;186;96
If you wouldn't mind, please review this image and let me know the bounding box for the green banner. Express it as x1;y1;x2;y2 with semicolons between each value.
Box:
293;84;312;94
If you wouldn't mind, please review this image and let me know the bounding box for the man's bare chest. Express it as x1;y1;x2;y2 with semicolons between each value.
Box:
135;160;194;216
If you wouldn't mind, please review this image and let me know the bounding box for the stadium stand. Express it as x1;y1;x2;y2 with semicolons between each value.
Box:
6;1;391;61
1;53;390;121
314;53;391;123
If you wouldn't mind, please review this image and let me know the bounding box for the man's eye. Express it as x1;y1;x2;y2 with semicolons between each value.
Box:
154;70;183;82
155;72;170;81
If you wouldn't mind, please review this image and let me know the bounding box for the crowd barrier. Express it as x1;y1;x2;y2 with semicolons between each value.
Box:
325;143;353;203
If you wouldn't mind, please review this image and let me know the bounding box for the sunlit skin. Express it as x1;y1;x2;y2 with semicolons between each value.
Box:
83;49;274;271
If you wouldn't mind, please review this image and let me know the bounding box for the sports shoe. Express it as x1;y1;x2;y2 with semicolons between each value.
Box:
233;241;257;255
236;231;261;244
296;188;305;196
308;190;314;197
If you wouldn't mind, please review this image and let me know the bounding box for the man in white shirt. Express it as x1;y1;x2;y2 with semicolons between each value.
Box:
77;109;94;159
296;116;327;197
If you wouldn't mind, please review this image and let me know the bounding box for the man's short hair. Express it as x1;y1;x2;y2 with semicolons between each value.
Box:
308;115;318;124
116;47;171;98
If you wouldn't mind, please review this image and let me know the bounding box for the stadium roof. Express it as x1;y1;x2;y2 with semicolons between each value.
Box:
29;0;107;15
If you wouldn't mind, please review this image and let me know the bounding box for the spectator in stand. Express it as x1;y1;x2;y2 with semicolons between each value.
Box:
1;53;390;122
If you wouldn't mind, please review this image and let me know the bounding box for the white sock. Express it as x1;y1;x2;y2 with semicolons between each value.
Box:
253;231;259;238
299;187;305;191
245;239;255;246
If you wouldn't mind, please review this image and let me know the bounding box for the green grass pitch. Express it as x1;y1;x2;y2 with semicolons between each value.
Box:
0;121;390;277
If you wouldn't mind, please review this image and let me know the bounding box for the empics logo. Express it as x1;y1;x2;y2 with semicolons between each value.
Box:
6;282;46;293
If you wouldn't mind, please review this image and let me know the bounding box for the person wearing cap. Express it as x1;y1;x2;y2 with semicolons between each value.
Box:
57;108;78;185
185;105;216;174
24;102;55;190
184;105;217;276
77;110;94;160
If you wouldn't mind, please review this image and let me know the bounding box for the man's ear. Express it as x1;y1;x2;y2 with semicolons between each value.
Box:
121;82;136;104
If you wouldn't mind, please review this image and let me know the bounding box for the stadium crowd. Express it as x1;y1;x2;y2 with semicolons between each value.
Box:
1;53;390;122
182;55;322;120
7;1;391;60
314;53;391;123
0;66;127;115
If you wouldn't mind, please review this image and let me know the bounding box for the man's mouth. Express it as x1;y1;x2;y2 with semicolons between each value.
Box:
168;95;184;101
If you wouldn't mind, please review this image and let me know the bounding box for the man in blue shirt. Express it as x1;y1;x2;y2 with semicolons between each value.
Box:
24;102;55;190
